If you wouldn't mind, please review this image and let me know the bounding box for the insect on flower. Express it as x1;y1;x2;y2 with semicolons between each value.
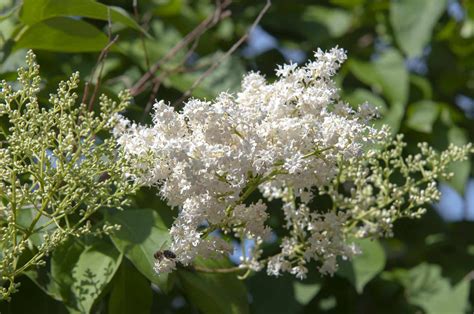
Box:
154;249;176;261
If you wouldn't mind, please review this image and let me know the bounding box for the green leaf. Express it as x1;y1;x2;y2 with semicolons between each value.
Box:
248;273;299;314
329;0;365;8
0;49;28;73
74;241;122;313
446;126;470;195
410;74;433;99
25;263;63;302
406;100;441;133
302;5;353;37
51;239;85;308
167;53;245;99
178;258;250;314
349;49;408;133
390;0;447;57
349;49;408;106
117;19;183;71
15;17;109;52
248;272;320;314
20;0;142;31
384;263;470;314
0;4;22;50
344;88;388;114
337;238;386;293
108;260;152;314
106;208;171;290
154;0;184;17
293;281;321;305
16;206;56;247
0;4;20;22
0;275;67;314
51;239;122;313
447;280;471;313
264;4;352;42
429;105;470;195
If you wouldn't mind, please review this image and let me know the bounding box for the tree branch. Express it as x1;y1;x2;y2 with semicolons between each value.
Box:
130;0;232;97
171;0;271;107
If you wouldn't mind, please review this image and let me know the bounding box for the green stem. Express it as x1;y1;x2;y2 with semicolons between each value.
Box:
302;146;334;159
192;264;246;274
13;251;45;276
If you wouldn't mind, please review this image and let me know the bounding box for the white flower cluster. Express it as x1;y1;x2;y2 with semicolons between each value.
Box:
114;47;470;278
115;47;385;277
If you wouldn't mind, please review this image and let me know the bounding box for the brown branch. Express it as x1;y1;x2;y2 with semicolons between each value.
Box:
171;0;271;107
142;78;162;120
129;0;232;97
83;9;119;111
133;0;151;70
141;36;202;121
86;35;119;111
173;61;213;74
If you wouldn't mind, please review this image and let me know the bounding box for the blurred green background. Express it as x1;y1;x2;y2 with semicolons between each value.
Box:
1;0;473;313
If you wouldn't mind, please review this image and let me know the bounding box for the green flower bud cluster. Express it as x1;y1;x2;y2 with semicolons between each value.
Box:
0;51;137;300
328;135;473;238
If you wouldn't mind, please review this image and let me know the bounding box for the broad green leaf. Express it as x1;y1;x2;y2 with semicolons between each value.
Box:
0;275;67;314
25;262;63;301
249;273;301;314
349;49;408;105
15;17;109;52
20;0;142;31
302;5;353;37
406;100;440;133
178;258;250;314
344;88;388;114
0;49;27;72
390;0;447;57
51;238;85;309
446;280;471;313
248;272;320;314
0;3;19;22
410;74;433;99
293;281;321;305
446;126;470;195
106;208;171;290
51;239;122;313
108;260;152;314
337;238;386;293
384;263;470;314
349;49;408;133
154;0;184;16
263;4;352;42
431;107;470;195
0;4;20;49
330;0;365;8
72;241;122;313
16;206;56;247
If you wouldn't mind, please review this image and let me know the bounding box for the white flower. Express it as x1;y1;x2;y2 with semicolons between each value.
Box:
275;62;298;78
114;47;389;276
153;258;176;274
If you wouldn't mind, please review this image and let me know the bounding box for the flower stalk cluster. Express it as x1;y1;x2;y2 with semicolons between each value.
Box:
114;47;472;279
0;51;137;300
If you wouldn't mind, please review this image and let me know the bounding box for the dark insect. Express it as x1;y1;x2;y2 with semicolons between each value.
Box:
153;250;164;260
154;249;176;261
163;250;176;259
98;172;111;182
